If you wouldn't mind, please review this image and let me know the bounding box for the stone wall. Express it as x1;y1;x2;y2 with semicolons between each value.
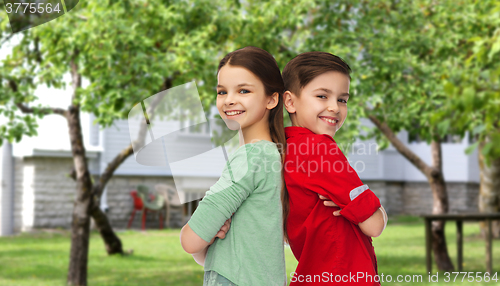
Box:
104;175;186;229
13;156;185;232
366;181;479;215
366;181;405;215
14;157;75;232
401;182;479;215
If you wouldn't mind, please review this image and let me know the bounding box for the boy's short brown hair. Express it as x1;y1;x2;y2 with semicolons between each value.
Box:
282;52;352;96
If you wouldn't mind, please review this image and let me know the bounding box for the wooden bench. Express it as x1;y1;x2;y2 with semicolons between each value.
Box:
422;213;500;274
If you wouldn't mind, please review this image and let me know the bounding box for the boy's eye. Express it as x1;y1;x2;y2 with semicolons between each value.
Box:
317;95;327;99
239;89;250;94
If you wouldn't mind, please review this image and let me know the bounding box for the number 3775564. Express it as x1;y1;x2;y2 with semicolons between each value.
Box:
5;2;62;14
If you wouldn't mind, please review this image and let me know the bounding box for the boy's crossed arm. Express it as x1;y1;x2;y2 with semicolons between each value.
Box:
305;138;387;237
319;194;387;237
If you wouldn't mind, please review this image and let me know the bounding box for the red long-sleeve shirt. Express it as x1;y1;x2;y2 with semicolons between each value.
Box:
285;126;381;285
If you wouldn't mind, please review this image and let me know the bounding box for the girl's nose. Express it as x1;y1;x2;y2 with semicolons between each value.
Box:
327;103;339;113
225;92;237;106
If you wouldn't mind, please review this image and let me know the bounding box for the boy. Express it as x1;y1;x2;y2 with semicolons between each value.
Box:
282;52;387;285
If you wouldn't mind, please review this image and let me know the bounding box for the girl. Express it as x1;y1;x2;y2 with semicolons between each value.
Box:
180;46;287;286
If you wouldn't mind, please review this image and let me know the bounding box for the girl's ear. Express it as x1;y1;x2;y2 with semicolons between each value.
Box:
266;92;279;110
283;91;296;114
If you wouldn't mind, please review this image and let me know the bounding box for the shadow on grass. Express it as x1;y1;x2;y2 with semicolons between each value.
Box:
102;253;166;263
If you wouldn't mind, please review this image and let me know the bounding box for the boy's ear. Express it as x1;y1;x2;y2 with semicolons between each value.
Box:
283;91;296;114
266;92;279;110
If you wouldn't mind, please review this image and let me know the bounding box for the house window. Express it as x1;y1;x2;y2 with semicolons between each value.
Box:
442;134;463;144
409;132;422;144
468;132;478;144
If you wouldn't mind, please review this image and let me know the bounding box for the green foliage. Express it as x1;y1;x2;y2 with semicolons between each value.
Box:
299;0;499;148
0;0;328;146
2;0;498;154
432;0;500;162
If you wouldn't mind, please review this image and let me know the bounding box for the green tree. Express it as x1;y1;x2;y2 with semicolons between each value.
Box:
434;1;500;238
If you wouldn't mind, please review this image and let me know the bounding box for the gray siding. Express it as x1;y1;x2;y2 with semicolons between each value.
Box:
102;119;226;177
102;120;174;176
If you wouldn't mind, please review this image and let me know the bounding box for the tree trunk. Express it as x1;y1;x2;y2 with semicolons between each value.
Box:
478;138;500;238
66;60;98;286
66;103;94;286
428;141;454;271
67;165;125;256
367;115;454;271
90;204;123;254
67;196;92;286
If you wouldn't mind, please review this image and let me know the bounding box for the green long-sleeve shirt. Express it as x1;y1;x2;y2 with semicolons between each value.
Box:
188;140;286;286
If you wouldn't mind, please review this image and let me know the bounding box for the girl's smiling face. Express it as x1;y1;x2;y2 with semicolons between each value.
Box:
216;64;274;133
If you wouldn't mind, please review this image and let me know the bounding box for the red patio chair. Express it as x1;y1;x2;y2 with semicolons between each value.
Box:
127;186;165;230
127;190;144;229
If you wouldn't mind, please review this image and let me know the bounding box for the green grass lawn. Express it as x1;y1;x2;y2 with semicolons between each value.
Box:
0;216;499;285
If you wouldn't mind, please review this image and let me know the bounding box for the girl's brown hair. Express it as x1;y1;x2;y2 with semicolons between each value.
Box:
218;46;289;241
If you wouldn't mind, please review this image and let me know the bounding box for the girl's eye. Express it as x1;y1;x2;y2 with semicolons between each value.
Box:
217;91;227;96
339;99;347;103
239;89;250;94
317;95;327;99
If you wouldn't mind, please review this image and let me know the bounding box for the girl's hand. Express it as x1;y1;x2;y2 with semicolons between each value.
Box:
208;218;232;245
318;194;342;216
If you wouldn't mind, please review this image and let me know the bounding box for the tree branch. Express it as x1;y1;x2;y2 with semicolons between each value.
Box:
9;80;67;117
0;34;15;48
15;102;68;116
34;37;43;64
76;15;88;21
367;114;436;178
70;50;81;106
93;144;134;198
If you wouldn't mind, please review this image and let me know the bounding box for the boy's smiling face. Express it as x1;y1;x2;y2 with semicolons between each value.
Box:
284;71;350;138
